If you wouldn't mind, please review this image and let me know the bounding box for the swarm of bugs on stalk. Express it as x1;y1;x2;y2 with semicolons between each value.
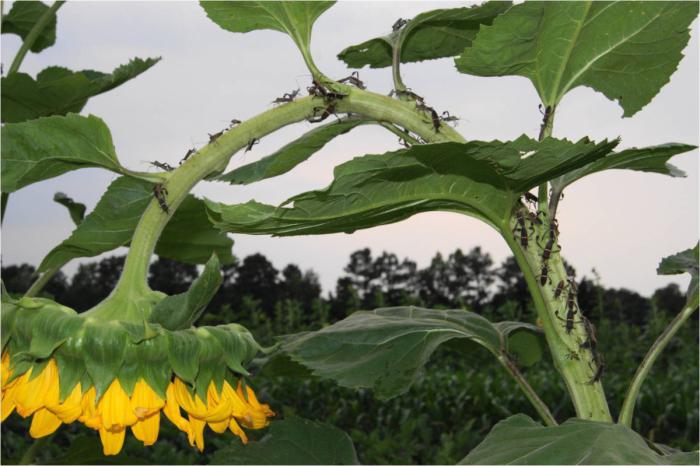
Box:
307;79;347;124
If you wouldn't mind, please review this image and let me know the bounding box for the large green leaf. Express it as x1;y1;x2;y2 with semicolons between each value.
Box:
211;416;359;465
54;192;86;226
37;176;234;274
200;1;334;73
206;137;617;235
1;1;57;53
0;113;159;193
1;58;160;123
280;306;540;399
338;1;511;69
149;254;222;330
553;143;695;192
455;2;698;116
657;244;699;306
217;118;368;185
459;414;699;465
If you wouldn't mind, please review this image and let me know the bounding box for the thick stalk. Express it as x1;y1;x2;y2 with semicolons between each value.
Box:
7;1;65;74
618;294;699;427
497;353;557;426
505;228;611;421
86;88;464;321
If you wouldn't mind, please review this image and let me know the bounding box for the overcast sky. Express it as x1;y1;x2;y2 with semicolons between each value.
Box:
1;1;698;297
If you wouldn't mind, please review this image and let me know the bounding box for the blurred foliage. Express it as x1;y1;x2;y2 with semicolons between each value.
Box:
2;247;697;464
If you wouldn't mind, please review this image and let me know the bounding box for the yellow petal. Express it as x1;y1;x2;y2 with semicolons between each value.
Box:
221;381;254;420
207;418;229;434
1;352;11;386
189;415;206;452
79;387;102;430
163;383;192;437
238;382;275;417
98;379;138;430
48;383;82;423
1;381;20;421
173;378;207;418
14;361;60;417
99;427;126;456
29;408;62;438
131;412;161;446
130;380;164;420
228;418;249;444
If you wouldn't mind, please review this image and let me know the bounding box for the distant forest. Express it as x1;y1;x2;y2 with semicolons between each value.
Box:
2;247;690;342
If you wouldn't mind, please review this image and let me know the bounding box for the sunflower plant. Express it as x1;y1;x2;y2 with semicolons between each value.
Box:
1;1;699;464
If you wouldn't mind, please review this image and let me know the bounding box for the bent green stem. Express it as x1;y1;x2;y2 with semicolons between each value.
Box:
24;265;61;298
8;0;65;74
618;294;699;427
89;88;464;321
498;353;557;426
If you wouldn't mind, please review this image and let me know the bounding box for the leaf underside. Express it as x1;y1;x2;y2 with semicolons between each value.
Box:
1;1;57;53
279;306;540;400
1;58;160;123
455;1;698;116
206;137;617;236
37;176;234;274
338;1;512;68
460;414;699;465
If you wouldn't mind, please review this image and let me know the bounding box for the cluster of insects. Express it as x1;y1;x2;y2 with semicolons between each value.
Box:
306;78;347;123
151;118;248;214
388;88;459;134
513;193;604;384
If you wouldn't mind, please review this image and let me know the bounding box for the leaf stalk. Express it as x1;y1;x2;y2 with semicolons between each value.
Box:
618;294;699;427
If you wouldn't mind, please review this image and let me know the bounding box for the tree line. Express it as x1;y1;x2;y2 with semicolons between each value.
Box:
2;247;689;337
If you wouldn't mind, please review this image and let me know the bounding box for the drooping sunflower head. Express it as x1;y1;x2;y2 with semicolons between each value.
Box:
1;295;274;455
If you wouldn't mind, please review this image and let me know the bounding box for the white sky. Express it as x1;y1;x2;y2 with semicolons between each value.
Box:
1;1;698;297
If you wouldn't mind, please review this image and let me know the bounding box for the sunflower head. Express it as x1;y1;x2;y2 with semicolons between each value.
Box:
1;294;274;455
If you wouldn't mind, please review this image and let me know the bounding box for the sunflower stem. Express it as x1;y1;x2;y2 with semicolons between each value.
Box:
87;88;463;322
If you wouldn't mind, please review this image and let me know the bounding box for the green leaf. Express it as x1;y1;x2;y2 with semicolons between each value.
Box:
211;416;359;465
217;118;368;185
206;137;617;236
194;327;226;399
27;306;83;358
149;254;223;331
167;330;201;384
1;1;57;53
281;306;539;399
37;176;234;274
54;192;86;226
1;58;160;123
657;243;699;305
1;114;133;193
136;337;171;399
338;2;511;69
157;195;235;265
495;321;544;367
553;143;695;192
459;414;698;465
455;1;699;116
200;1;334;75
82;321;129;399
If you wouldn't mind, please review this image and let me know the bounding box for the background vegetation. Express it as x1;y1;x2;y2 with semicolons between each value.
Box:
2;248;697;464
